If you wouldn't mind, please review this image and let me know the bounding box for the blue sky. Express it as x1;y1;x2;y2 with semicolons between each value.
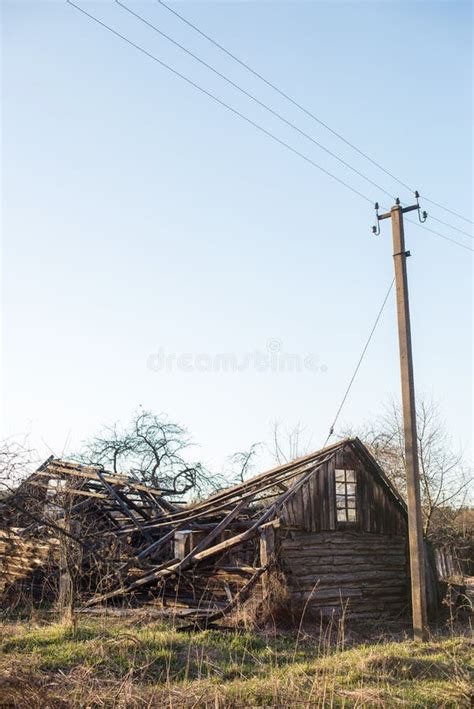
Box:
2;0;472;475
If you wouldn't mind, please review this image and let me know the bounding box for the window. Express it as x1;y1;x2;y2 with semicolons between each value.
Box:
335;469;357;522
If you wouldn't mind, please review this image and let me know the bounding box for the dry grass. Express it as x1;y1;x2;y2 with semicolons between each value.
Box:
0;612;472;707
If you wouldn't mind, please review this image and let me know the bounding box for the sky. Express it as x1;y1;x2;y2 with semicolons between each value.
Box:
1;0;472;478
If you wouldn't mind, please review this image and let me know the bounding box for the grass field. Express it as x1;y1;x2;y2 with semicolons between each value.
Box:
0;612;472;707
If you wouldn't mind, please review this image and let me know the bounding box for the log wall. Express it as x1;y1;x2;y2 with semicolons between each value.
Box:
279;530;409;620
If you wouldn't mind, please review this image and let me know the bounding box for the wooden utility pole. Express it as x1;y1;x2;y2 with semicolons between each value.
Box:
374;196;428;642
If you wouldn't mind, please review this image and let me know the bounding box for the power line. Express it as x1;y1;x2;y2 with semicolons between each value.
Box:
124;0;474;251
66;2;473;254
422;196;473;225
157;0;473;228
407;219;474;253
157;0;411;194
66;0;375;205
116;0;395;201
428;214;473;240
323;278;395;448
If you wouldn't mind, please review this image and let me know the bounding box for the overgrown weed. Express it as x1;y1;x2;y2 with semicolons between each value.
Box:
0;612;472;707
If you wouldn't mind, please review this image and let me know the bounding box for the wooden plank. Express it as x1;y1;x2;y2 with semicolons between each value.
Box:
27;481;108;500
176;496;253;570
95;469;153;543
181;565;268;627
259;525;275;598
327;457;336;531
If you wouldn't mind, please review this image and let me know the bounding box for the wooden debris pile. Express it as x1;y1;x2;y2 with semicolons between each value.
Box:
0;448;336;622
0;458;173;604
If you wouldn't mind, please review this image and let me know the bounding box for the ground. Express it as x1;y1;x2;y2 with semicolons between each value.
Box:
0;612;472;708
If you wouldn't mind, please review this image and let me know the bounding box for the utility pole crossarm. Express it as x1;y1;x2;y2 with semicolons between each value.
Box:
378;203;418;220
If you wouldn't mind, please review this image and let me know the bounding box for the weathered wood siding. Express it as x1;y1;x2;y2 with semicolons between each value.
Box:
280;444;407;535
280;530;409;619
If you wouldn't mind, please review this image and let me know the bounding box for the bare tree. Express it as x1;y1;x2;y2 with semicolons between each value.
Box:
344;397;472;537
227;423;312;487
267;421;311;466
0;437;36;496
78;409;223;499
228;443;262;484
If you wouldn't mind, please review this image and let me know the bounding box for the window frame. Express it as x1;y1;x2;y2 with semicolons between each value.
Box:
334;468;358;524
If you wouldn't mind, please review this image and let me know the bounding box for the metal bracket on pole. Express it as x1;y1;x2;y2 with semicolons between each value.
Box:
372;202;381;235
415;191;428;223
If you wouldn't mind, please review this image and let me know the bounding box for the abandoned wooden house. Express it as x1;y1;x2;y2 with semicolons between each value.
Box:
1;438;440;624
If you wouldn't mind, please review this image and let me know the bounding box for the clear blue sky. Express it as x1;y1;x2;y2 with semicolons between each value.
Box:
2;0;472;474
